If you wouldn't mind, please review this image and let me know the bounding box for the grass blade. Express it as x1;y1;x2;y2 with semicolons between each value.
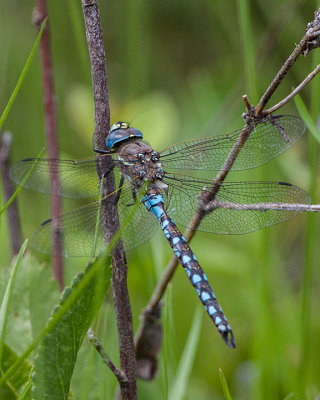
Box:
0;19;47;131
294;94;320;142
0;149;45;216
168;306;202;400
91;178;104;260
219;368;233;400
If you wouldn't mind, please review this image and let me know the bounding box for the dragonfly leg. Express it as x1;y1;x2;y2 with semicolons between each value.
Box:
113;174;125;205
92;132;112;154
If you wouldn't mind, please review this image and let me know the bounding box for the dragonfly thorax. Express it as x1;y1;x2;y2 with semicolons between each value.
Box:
117;141;165;187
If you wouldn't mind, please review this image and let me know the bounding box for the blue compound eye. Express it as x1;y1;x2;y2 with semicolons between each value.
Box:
106;121;143;149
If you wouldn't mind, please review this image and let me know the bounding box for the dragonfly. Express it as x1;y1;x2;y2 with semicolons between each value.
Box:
10;115;310;348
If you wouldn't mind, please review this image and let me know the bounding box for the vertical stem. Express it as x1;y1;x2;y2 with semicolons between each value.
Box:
33;0;63;289
0;132;22;255
81;1;137;398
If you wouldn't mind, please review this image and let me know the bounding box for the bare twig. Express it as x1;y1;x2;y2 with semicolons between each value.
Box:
255;10;320;115
264;64;320;114
0;132;22;255
87;328;129;385
33;1;63;290
81;1;137;398
202;200;320;213
137;7;320;353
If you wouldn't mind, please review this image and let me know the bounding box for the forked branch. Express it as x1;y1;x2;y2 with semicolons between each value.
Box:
136;7;320;364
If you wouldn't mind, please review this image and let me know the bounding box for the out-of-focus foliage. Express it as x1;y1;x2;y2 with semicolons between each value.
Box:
0;1;319;399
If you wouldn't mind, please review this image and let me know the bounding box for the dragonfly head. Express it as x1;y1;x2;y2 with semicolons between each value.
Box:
106;121;143;149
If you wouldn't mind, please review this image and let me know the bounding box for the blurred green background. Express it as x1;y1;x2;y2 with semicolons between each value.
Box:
1;1;320;399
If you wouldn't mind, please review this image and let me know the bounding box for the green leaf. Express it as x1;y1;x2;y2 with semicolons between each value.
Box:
0;343;31;400
219;368;232;400
0;253;60;358
32;251;112;400
168;306;202;400
0;240;28;365
27;256;61;339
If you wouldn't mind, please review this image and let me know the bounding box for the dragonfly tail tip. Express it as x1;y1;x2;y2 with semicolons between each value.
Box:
222;331;236;349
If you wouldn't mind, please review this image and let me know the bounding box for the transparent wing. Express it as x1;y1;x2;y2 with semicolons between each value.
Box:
9;155;117;198
160;115;305;171
165;174;310;234
32;187;158;257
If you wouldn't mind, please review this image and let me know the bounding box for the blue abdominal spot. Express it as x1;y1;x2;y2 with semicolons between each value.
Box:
151;206;164;219
192;274;202;284
201;292;211;301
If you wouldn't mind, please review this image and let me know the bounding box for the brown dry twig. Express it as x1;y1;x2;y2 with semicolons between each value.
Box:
81;1;137;398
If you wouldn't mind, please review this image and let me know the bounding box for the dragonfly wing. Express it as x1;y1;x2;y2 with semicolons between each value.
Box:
117;194;159;252
10;155;115;198
32;201;104;257
165;174;310;234
160;115;305;171
32;188;158;257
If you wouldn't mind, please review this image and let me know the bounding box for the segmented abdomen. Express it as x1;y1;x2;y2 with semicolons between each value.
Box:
143;186;235;348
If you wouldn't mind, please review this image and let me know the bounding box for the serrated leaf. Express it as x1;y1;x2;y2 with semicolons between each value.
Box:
32;251;111;400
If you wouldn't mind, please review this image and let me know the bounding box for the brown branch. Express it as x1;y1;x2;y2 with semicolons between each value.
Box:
264;64;320;115
255;10;320;115
33;1;63;290
81;1;137;398
136;6;320;356
0;132;22;255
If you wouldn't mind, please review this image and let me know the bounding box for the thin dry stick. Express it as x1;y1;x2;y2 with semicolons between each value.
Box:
136;8;320;351
0;132;22;255
87;328;128;385
203;201;320;213
81;1;137;398
255;9;320;115
264;64;320;115
33;1;63;290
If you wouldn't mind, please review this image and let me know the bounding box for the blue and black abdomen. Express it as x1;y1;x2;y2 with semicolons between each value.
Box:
143;186;235;348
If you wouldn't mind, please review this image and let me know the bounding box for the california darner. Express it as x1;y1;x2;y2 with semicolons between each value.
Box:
10;115;310;347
